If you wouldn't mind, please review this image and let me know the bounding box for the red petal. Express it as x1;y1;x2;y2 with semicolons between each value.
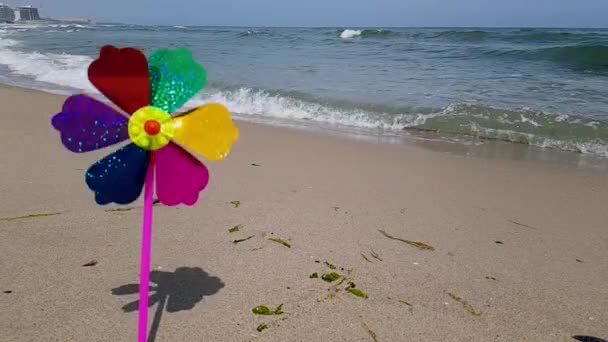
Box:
88;46;150;115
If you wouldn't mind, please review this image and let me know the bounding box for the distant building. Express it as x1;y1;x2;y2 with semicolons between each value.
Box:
0;3;41;22
15;5;40;21
0;3;16;23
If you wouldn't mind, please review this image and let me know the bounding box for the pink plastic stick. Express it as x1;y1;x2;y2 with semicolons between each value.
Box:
138;156;155;342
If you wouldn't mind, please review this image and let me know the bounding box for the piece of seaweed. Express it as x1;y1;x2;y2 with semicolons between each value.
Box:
362;322;379;342
346;288;368;299
325;262;337;270
105;208;133;212
309;272;319;279
399;299;414;313
370;249;383;261
252;304;283;315
361;253;373;263
321;272;341;282
256;323;268;332
1;212;61;222
230;201;241;208
508;220;538;230
448;293;482;316
269;238;292;248
228;224;242;233
378;229;435;251
233;235;254;244
82;260;98;267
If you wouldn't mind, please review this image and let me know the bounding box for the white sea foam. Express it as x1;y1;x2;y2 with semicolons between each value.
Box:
340;29;362;39
187;87;415;130
0;37;95;92
187;89;608;156
520;114;542;127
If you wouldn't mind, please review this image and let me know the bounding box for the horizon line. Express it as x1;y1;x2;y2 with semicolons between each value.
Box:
97;23;608;29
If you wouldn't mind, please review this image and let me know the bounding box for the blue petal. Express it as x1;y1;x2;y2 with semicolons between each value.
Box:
85;143;150;205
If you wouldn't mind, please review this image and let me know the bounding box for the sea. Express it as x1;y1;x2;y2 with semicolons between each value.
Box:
1;23;607;157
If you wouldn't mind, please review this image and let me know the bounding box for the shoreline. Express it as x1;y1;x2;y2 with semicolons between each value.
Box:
1;84;607;341
3;82;608;172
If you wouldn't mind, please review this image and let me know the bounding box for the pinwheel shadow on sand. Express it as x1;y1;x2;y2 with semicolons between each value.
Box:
112;267;225;342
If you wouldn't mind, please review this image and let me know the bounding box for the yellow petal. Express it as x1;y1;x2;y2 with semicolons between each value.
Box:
172;103;239;161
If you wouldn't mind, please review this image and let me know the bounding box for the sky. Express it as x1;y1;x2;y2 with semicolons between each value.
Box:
17;0;608;27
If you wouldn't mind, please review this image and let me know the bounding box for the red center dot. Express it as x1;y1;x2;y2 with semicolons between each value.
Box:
144;120;161;136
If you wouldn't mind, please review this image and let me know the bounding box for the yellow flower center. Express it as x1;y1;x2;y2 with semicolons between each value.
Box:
128;106;174;151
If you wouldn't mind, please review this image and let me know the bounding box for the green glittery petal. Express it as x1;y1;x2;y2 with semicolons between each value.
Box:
148;48;207;113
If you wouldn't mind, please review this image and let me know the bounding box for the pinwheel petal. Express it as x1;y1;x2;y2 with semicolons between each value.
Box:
172;103;239;161
86;143;150;205
51;94;129;153
88;46;151;114
148;48;207;113
155;143;209;206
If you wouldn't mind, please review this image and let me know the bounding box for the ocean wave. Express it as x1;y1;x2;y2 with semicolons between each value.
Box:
0;38;94;91
432;30;491;42
426;29;608;44
483;44;608;70
338;29;396;39
407;103;608;155
186;88;608;156
238;29;273;37
540;45;608;69
189;87;412;129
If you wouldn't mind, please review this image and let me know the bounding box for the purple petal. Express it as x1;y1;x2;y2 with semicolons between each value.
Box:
52;94;129;153
155;143;209;206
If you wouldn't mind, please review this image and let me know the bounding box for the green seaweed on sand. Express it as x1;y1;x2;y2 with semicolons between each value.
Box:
325;293;337;300
233;235;254;244
361;253;373;263
252;304;283;315
370;249;383;261
0;212;61;221
336;277;349;286
325;262;337;269
362;322;379;342
309;272;319;279
256;323;268;332
379;229;435;251
105;207;133;212
269;238;291;248
346;287;368;299
82;260;98;267
508;220;538;230
321;272;341;282
399;299;414;313
228;224;242;233
448;293;482;316
230;201;241;208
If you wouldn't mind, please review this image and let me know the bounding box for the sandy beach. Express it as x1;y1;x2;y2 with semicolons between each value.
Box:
1;84;607;342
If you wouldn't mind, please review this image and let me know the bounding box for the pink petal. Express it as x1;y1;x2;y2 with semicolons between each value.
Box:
154;142;209;206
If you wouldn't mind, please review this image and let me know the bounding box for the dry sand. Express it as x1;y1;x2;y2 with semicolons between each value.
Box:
1;85;607;342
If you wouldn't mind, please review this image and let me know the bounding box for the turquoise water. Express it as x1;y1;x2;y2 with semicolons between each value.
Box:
1;23;607;155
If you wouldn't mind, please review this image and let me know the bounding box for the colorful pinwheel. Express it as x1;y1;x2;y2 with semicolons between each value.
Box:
51;46;238;342
52;46;239;206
